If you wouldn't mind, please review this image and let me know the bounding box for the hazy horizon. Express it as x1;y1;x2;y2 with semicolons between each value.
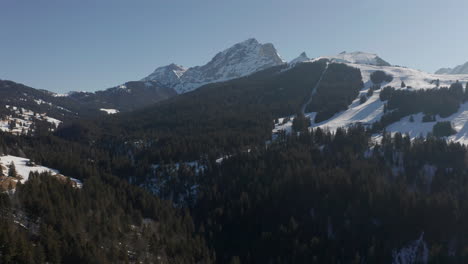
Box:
2;0;468;93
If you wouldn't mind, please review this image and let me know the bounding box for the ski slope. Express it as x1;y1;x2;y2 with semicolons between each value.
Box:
273;57;468;145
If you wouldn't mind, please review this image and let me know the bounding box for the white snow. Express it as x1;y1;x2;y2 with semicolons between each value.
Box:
100;108;119;114
273;59;468;145
0;155;82;188
0;155;58;183
385;102;468;145
34;99;52;106
329;51;388;66
0;106;62;135
289;52;310;66
350;63;468;91
142;38;285;93
43;116;62;127
52;93;68;97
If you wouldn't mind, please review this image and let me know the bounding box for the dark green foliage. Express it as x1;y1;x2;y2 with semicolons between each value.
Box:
433;121;456;137
8;162;16;177
193;127;468;263
465;82;468;101
370;70;393;84
367;87;374;97
373;86;465;132
292;113;311;132
450;81;464;98
0;80;104;121
2;58;468;264
379;86;394;101
66;60;335;162
306;63;363;123
0;172;212;264
359;94;367;104
387;87;460;117
71;81;177;112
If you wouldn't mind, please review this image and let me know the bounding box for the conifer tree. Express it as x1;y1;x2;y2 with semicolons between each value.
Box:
8;162;16;178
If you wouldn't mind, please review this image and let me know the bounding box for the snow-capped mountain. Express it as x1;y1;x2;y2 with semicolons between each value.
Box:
319;51;391;66
142;38;285;93
289;52;310;65
436;61;468;75
141;63;187;88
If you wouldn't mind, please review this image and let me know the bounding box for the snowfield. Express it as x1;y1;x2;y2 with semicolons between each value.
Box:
0;105;62;135
321;51;390;66
100;108;119;114
0;155;82;190
384;103;468;144
273;54;468;145
350;63;468;91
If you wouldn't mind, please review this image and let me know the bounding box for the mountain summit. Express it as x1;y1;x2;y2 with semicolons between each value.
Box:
142;63;187;88
142;38;285;93
322;51;391;66
289;52;311;65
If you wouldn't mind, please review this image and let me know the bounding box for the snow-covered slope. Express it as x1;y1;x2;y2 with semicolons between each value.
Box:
274;60;468;145
350;63;468;90
385;103;468;144
142;38;285;93
0;155;82;191
319;51;391;66
141;63;187;88
436;61;468;75
0;105;62;136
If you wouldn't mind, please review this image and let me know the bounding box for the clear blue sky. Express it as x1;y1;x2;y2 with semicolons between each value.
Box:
1;0;467;93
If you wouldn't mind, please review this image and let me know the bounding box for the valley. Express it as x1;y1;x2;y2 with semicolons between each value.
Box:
1;37;468;264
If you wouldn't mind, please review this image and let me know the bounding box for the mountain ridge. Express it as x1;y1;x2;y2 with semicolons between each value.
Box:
142;38;286;93
436;61;468;74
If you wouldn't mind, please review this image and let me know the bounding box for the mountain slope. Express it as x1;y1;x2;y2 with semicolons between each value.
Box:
436;61;468;74
318;51;391;66
68;80;177;112
142;38;285;93
289;52;310;65
274;60;468;145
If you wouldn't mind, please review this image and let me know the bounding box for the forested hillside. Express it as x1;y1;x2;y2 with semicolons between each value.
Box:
0;132;212;263
1;56;468;263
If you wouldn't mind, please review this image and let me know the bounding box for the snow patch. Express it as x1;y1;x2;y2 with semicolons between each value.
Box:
0;154;82;188
100;108;119;114
392;232;429;264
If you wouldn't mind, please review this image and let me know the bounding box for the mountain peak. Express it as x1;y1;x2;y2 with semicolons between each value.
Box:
143;38;285;93
289;52;310;65
239;38;259;46
324;51;391;66
435;61;468;75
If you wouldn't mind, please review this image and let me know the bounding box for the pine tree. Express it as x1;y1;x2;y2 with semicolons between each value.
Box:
465;82;468;101
401;81;406;88
8;120;15;130
359;95;367;104
8;162;16;178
